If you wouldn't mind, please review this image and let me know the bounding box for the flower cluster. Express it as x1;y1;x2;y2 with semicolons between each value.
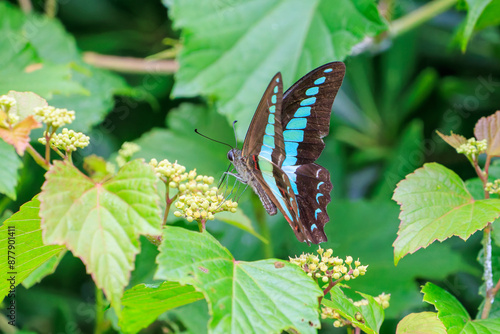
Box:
149;159;238;222
456;138;487;157
0;95;19;126
485;179;500;195
321;293;390;328
289;247;368;283
39;129;90;152
34;106;75;129
116;142;141;167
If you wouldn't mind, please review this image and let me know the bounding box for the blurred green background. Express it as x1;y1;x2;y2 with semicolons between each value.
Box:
1;0;500;332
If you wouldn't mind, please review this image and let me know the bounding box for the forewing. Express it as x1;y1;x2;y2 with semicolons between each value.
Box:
280;62;345;167
242;73;285;166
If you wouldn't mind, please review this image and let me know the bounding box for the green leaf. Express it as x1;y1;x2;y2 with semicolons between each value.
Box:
459;0;493;52
155;226;322;334
21;250;66;289
461;319;500;333
0;64;86;99
119;281;204;334
392;163;500;264
422;282;470;332
7;91;48;119
166;0;387;138
422;282;500;333
0;2;129;132
396;312;446;334
0;197;65;300
39;160;162;313
0;139;22;200
475;0;500;29
323;286;384;334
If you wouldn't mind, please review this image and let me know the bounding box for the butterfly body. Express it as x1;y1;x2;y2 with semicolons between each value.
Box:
228;62;345;244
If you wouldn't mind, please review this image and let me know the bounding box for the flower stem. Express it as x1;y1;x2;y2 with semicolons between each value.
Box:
26;144;49;170
390;0;457;37
163;184;178;225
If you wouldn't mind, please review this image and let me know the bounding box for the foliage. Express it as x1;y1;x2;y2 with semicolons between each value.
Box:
1;0;500;333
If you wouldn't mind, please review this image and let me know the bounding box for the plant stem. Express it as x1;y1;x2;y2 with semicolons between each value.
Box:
94;287;107;334
83;52;179;74
482;225;494;318
18;0;32;13
390;0;457;37
26;144;49;170
478;154;494;318
44;0;57;18
163;185;178;225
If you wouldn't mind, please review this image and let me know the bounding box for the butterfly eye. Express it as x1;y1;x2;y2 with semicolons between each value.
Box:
227;150;234;161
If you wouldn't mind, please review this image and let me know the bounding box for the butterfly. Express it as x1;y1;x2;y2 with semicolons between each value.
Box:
227;62;346;244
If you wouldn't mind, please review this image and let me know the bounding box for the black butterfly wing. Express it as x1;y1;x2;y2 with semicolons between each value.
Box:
241;73;285;164
279;62;346;243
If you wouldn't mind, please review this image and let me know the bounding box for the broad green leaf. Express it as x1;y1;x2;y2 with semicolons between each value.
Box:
0;2;129;132
392;163;500;264
39;160;162;313
422;282;470;332
459;0;494;51
21;250;66;289
0;197;65;300
474;110;500;156
0;64;86;99
0;139;22;200
7;91;48;119
396;312;446;334
166;0;387;138
461;319;500;333
475;0;500;29
422;282;500;333
323;286;384;334
134;103;234;177
155;226;322;334
119;281;204;334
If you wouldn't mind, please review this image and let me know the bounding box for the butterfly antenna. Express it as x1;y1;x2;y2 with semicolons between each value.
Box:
194;129;233;149
232;120;238;148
